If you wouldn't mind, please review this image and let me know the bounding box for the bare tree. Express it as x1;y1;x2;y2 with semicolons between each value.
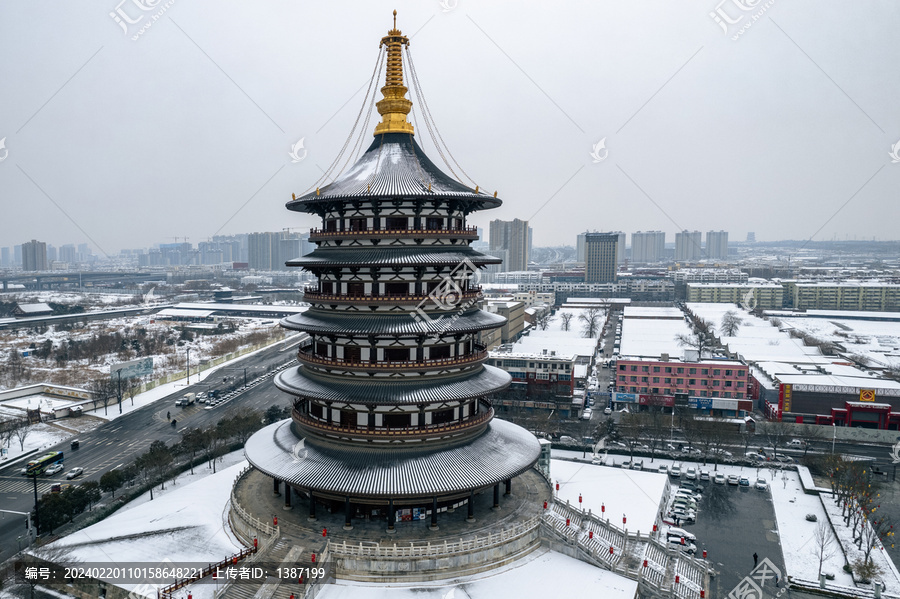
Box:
89;378;116;416
720;310;743;337
560;312;574;332
579;308;602;339
675;330;714;359
126;376;141;406
758;420;790;460
0;417;17;449
533;310;554;331
13;417;31;451
811;521;837;579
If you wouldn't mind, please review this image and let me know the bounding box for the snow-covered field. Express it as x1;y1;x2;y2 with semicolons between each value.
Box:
550;457;667;534
779;315;900;370
44;457;248;596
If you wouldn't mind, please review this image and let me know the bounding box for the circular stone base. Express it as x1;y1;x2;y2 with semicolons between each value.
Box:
232;467;551;582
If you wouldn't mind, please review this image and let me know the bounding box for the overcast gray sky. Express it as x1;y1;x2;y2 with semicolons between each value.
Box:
1;1;898;256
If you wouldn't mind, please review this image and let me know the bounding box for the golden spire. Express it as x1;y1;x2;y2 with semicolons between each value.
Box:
374;10;415;136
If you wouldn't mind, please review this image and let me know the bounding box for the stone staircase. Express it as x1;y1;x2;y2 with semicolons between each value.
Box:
222;537;303;599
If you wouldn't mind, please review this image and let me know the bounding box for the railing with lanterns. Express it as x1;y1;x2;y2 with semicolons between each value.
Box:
309;226;478;241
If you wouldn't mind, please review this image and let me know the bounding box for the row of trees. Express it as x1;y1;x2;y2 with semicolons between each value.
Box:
33;408;273;534
0;415;33;451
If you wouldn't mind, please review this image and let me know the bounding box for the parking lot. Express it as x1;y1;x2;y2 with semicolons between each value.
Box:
674;478;787;597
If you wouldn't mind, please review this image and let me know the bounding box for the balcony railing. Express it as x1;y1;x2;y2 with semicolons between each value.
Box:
302;286;482;305
308;226;478;241
297;343;487;371
292;403;493;439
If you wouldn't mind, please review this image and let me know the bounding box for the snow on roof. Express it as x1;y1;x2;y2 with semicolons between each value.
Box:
551;459;666;534
623;306;683;319
619;318;692;359
317;548;638;599
156;308;216;318
45;461;246;591
16;302;53;313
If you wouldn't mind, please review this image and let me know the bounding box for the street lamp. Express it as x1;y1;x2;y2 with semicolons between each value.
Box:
186;347;191;385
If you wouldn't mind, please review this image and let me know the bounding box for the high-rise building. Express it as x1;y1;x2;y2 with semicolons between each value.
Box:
746;231;756;243
706;230;728;260
243;17;538;536
576;232;587;262
22;240;48;271
14;244;22;266
0;247;9;269
489;218;529;272
613;231;626;265
631;231;666;264
248;232;280;270
59;244;77;264
47;245;58;263
584;232;619;283
675;230;702;262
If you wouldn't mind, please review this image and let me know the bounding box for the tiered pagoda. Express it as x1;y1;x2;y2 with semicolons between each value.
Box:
243;13;540;531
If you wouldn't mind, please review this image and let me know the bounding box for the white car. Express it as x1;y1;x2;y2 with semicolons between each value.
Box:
699;470;710;481
787;439;805;448
582;408;593;420
713;472;726;485
755;478;769;491
604;407;612;415
727;474;740;486
669;465;682;478
685;467;697;480
45;464;64;476
658;464;669;475
667;527;697;543
66;467;84;479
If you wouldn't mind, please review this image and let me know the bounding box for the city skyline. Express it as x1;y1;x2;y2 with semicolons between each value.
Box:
1;2;898;255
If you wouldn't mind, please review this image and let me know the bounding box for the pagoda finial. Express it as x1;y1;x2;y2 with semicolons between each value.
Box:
374;11;414;136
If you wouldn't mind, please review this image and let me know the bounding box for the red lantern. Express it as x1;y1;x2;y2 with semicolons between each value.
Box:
322;527;327;537
601;503;605;513
274;516;278;526
232;557;237;565
311;553;316;563
702;549;707;559
643;560;648;568
578;494;582;505
701;591;705;598
290;595;295;599
623;515;627;525
566;518;570;527
589;530;594;539
675;575;680;584
188;595;192;599
543;501;547;510
681;537;685;545
253;537;258;549
653;524;657;532
556;482;559;491
609;546;614;555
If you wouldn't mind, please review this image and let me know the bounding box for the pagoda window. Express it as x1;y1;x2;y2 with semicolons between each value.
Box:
384;282;408;296
384;347;409;362
320;281;333;294
347;281;365;296
385;217;408;230
454;218;463;229
432;408;454;425
315;342;329;357
425;217;443;230
344;346;361;363
339;410;355;428
383;412;411;428
310;403;323;419
429;345;451;360
349;218;366;231
325;219;338;232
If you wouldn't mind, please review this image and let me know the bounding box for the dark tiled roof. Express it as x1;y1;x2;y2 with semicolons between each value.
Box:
280;308;506;335
275;364;511;404
288;133;501;207
244;418;541;498
287;247;501;268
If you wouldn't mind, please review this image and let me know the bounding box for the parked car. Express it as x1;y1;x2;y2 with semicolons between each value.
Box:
727;474;740;485
685;467;697;480
604;407;612;415
755;478;769;491
739;476;750;487
681;446;702;455
711;448;733;457
658;464;669;475
666;527;697;543
669;465;682;478
776;455;794;464
787;439;806;448
631;460;644;471
699;470;710;481
745;452;764;462
713;472;726;485
45;464;64;476
581;408;593;420
666;537;698;554
66;467;84;479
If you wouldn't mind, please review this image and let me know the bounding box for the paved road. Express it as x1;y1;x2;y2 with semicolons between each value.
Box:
0;337;302;561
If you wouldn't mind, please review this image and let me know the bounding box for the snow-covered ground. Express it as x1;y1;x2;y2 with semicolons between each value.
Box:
0;422;72;463
779;315;900;370
317;548;638;599
44;456;248;597
550;457;667;534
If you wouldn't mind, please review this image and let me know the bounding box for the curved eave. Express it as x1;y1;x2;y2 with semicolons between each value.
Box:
279;308;506;336
287;133;502;210
287;248;501;269
244;418;541;498
275;364;512;405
